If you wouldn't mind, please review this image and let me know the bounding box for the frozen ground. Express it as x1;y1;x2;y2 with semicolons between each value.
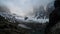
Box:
15;17;49;23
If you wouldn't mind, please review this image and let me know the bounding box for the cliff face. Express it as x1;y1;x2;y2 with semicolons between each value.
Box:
54;0;60;8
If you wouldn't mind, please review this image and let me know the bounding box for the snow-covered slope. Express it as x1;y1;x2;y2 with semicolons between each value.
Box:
15;17;49;23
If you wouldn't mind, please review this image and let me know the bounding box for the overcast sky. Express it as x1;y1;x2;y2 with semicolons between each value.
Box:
0;0;54;17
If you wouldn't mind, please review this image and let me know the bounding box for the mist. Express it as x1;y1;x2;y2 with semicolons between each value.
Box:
0;0;55;17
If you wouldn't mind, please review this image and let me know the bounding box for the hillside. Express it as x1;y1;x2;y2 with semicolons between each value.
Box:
0;15;48;34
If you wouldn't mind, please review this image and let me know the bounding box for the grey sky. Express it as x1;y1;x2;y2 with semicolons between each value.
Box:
0;0;55;17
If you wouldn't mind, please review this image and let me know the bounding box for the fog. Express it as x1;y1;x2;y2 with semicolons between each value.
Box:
0;0;55;17
0;0;55;23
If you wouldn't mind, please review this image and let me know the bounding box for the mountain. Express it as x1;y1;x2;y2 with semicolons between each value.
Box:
46;1;55;18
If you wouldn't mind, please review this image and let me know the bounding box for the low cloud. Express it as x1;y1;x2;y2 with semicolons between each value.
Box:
0;0;55;17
